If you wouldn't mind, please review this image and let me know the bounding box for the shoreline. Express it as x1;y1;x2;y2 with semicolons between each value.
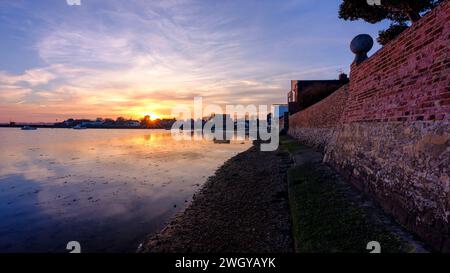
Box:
139;143;294;253
139;136;429;253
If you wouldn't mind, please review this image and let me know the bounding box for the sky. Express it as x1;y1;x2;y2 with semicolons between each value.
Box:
0;0;389;122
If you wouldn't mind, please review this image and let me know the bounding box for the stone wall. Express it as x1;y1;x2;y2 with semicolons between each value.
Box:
324;121;449;251
289;1;450;251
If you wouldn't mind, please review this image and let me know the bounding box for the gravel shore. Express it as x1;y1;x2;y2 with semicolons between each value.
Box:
139;144;294;253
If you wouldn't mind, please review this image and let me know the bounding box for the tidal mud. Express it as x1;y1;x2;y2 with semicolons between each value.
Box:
140;144;294;253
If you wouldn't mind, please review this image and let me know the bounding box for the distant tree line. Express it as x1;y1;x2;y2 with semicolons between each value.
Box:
55;116;176;129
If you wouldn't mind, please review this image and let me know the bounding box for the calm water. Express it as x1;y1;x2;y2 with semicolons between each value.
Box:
0;128;251;252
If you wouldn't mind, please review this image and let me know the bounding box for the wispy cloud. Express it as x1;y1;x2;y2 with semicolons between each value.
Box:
0;0;387;122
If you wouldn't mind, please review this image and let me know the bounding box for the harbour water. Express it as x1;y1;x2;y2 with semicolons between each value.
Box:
0;128;251;252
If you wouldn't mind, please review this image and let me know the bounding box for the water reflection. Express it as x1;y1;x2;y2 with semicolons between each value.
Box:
0;128;251;252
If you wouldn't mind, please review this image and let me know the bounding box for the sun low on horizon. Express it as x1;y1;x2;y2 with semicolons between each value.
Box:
0;0;386;123
142;113;163;121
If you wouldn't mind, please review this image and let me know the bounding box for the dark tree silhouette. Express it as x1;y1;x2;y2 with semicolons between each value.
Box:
339;0;443;45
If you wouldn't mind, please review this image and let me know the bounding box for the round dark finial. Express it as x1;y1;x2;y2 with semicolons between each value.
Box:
350;34;374;65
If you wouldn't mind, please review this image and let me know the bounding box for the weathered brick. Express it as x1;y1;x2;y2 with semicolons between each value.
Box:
289;1;450;252
342;1;449;124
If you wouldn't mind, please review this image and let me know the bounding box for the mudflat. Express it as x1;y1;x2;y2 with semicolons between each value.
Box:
140;144;294;253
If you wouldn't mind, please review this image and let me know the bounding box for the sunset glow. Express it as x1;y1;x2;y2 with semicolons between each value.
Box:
0;0;386;123
148;113;162;121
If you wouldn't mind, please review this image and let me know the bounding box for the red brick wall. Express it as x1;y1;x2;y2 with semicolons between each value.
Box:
343;1;450;123
323;1;450;252
279;116;285;131
290;85;348;128
289;1;450;251
288;85;348;150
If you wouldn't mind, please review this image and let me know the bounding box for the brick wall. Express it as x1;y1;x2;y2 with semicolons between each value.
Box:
289;85;348;150
342;1;449;123
279;116;285;131
289;1;450;251
324;1;450;252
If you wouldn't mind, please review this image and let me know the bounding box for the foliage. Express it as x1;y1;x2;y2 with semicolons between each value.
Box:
377;23;409;45
339;0;443;45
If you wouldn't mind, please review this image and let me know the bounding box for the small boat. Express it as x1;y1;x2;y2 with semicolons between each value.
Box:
213;138;231;144
73;124;87;130
21;126;37;130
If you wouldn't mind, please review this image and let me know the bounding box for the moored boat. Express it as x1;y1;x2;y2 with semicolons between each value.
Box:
73;124;87;130
21;126;37;130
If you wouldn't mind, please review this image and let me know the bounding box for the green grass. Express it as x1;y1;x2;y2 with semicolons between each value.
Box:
287;163;406;253
279;135;304;153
